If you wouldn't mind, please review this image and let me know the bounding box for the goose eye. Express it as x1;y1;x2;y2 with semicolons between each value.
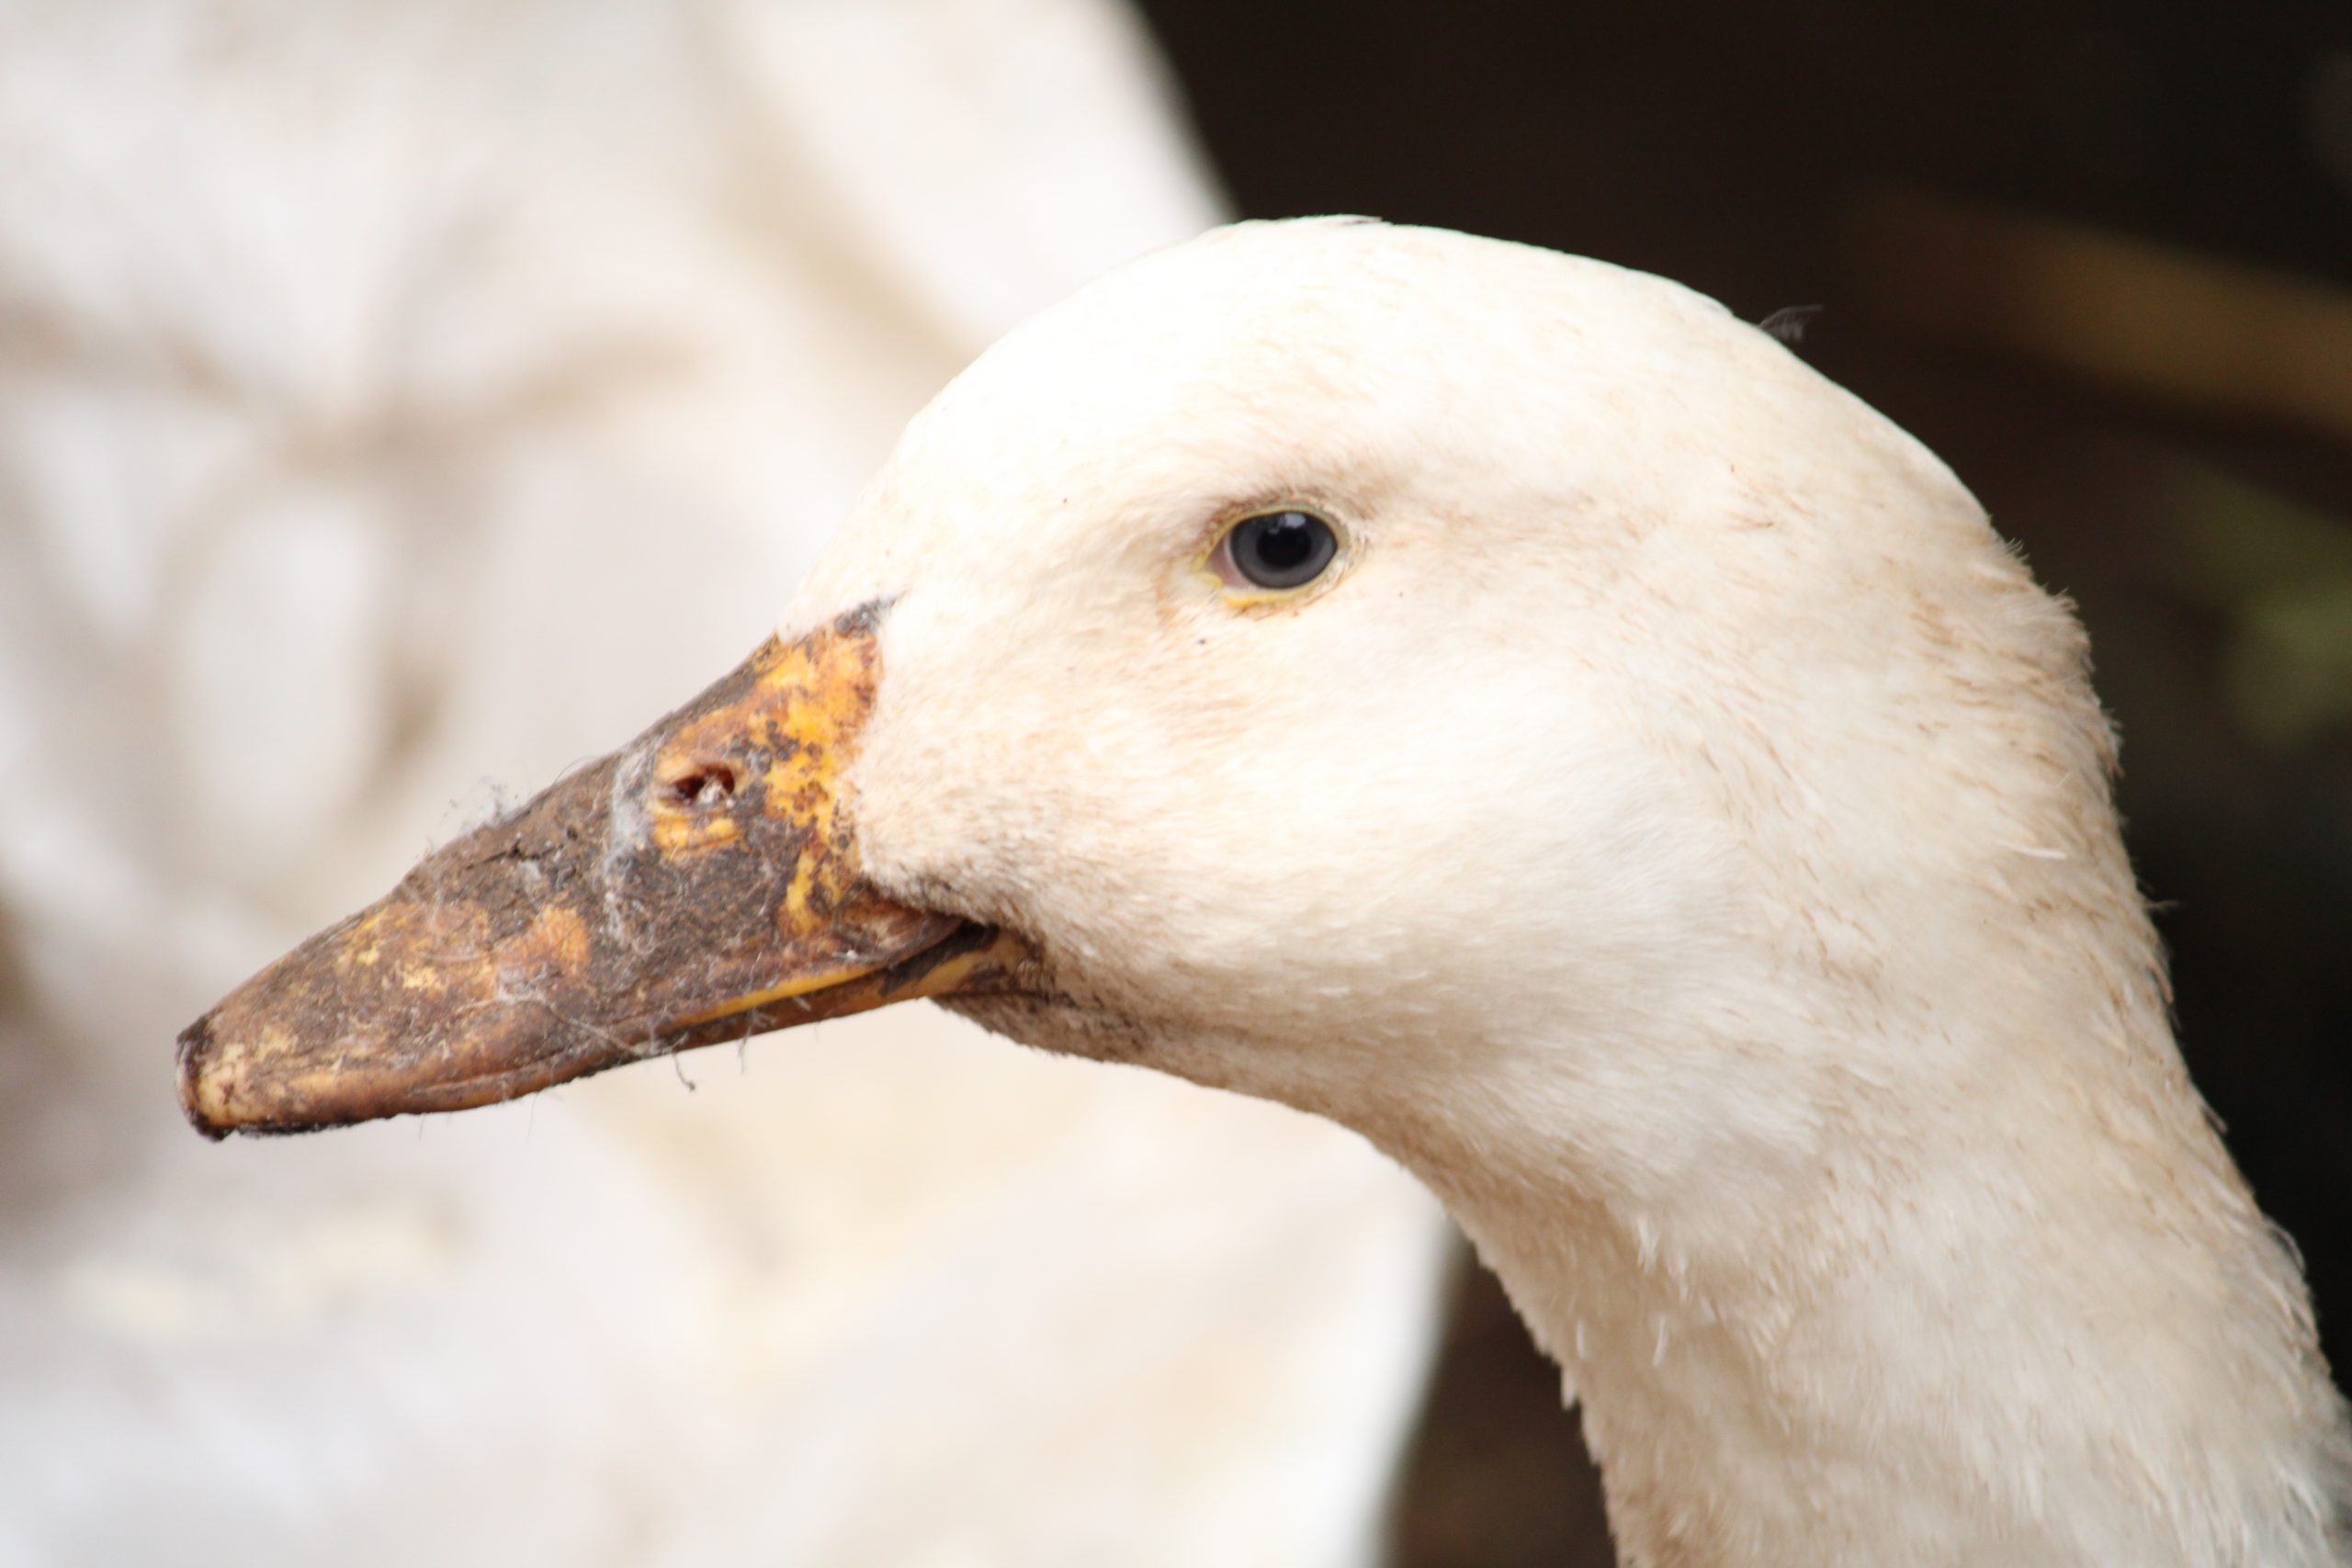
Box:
1217;509;1339;592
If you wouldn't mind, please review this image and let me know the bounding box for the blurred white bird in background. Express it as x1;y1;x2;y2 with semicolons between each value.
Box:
0;3;1448;1563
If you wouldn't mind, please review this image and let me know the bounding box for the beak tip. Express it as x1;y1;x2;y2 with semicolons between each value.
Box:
174;1012;232;1141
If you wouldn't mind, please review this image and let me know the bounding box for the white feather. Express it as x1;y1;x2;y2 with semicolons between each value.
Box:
794;217;2352;1567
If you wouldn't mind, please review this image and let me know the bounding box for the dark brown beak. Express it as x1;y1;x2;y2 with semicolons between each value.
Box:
175;605;1025;1138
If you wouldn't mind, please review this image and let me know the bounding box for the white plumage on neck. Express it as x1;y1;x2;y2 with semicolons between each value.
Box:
783;217;2352;1566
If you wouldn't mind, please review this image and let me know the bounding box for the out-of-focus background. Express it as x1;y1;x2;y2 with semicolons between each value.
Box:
1;2;2346;1566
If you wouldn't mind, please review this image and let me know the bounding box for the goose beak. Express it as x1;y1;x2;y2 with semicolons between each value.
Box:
175;606;1027;1139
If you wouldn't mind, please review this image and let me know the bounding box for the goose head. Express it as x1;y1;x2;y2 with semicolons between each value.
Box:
178;219;2350;1566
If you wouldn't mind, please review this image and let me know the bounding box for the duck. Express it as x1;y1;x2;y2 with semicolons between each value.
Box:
178;216;2352;1568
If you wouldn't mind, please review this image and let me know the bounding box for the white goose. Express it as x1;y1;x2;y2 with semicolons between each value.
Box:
182;218;2352;1567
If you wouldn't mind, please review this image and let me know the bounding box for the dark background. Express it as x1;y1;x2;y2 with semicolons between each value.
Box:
1130;3;2352;1562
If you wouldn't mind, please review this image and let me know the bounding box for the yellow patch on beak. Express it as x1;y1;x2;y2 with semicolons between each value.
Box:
176;604;1028;1138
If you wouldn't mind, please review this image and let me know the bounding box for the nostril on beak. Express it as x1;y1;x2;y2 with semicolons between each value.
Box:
665;764;738;808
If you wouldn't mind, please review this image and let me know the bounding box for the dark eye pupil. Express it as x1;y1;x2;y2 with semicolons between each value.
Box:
1232;510;1337;590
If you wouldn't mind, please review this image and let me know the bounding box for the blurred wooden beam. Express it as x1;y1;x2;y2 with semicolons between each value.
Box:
1847;189;2352;444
